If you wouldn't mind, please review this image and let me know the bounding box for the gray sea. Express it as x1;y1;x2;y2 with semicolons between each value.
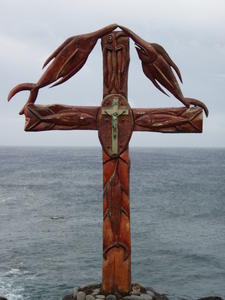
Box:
0;147;225;300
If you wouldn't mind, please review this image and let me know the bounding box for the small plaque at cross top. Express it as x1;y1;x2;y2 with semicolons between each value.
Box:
8;24;208;294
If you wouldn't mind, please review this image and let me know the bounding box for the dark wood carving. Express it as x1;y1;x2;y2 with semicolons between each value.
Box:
24;104;98;131
102;151;131;293
23;104;203;134
101;31;130;98
8;25;208;117
8;25;208;296
101;33;131;293
97;94;133;158
133;107;203;133
8;24;117;115
119;25;208;117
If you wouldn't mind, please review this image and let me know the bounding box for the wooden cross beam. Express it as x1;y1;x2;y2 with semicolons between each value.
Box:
23;104;202;134
8;26;206;296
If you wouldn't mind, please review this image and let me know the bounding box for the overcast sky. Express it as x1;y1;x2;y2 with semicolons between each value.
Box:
0;0;225;148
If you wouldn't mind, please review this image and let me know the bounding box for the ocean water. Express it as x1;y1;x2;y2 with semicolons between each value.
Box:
0;147;225;300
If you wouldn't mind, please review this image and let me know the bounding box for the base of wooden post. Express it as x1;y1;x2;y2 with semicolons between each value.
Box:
62;283;224;300
62;282;169;300
102;248;131;293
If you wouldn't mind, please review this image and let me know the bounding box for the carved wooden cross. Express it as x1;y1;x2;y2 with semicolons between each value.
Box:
8;24;207;295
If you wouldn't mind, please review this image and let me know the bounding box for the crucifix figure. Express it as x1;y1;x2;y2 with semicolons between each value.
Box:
8;24;208;295
101;98;129;156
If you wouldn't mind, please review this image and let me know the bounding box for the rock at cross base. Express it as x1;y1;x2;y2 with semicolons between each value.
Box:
86;295;96;300
106;295;117;300
62;283;171;300
62;295;73;300
197;297;224;300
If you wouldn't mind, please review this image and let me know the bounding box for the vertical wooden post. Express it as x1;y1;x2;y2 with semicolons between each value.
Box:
100;32;131;293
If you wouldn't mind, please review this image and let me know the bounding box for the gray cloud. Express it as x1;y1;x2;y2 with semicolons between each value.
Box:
1;0;225;147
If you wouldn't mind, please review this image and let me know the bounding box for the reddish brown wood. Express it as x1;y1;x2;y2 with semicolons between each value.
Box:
100;32;131;294
8;24;118;115
133;106;203;133
102;151;131;293
8;25;208;298
23;104;203;134
118;25;208;117
101;31;130;98
23;104;99;131
97;94;133;157
8;24;208;117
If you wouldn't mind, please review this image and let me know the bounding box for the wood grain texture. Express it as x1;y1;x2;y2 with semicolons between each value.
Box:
24;104;99;131
97;94;133;157
102;150;131;293
118;25;208;117
23;104;202;134
8;25;207;300
101;32;131;294
8;24;118;115
101;31;130;98
133;107;203;133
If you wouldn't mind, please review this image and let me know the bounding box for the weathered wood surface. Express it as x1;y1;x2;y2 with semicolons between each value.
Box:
24;104;203;134
24;104;99;131
133;107;203;133
8;24;118;115
98;94;133;157
8;26;207;297
118;25;208;117
102;150;131;293
101;32;131;293
101;31;130;98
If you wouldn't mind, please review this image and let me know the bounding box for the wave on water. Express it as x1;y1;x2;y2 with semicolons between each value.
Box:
0;268;26;300
1;147;225;299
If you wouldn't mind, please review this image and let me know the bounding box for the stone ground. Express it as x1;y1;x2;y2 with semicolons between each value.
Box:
62;283;224;300
0;283;223;300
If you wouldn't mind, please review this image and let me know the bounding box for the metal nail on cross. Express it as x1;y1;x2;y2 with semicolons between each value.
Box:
8;24;208;295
